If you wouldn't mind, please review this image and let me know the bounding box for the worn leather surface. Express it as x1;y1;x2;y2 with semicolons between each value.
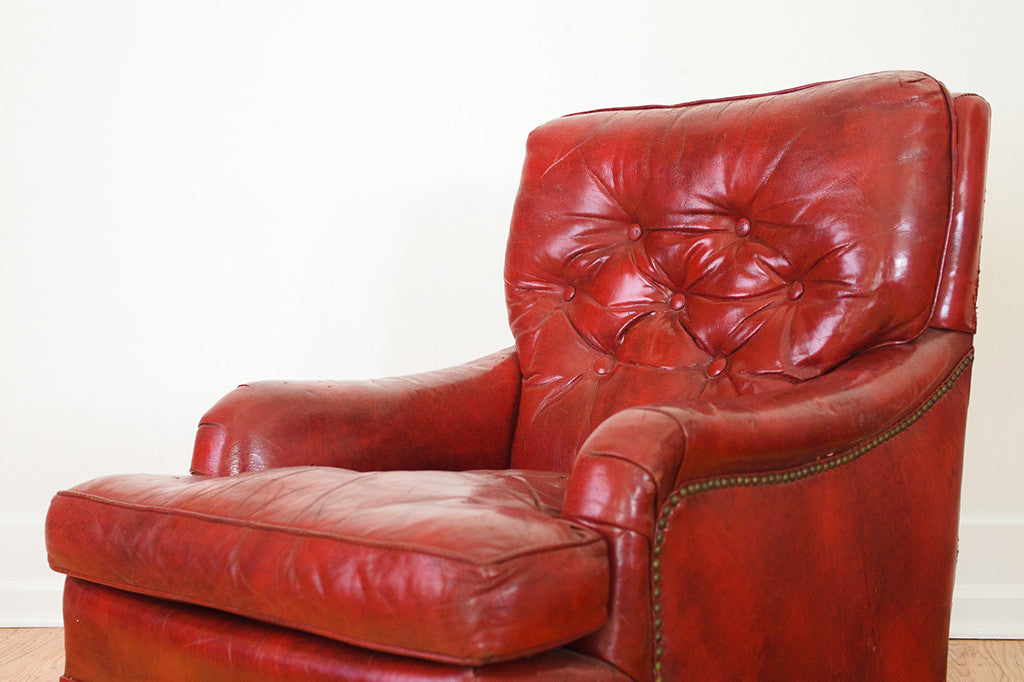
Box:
562;329;972;680
506;71;955;473
567;328;973;527
654;363;972;680
47;468;608;666
61;578;632;681
46;71;989;681
192;347;521;476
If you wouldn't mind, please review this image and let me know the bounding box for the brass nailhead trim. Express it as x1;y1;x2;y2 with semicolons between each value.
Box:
649;352;973;681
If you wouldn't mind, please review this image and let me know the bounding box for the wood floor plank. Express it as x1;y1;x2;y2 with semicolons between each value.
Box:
0;628;1021;680
948;639;1024;681
0;628;64;681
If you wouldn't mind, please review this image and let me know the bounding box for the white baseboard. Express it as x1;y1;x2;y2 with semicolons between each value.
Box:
950;519;1024;638
0;580;62;627
951;584;1024;638
0;520;63;626
4;520;1023;635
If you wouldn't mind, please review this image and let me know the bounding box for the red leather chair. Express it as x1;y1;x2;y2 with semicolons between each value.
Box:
46;71;989;681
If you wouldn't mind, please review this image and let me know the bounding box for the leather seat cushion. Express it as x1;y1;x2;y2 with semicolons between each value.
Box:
46;467;610;665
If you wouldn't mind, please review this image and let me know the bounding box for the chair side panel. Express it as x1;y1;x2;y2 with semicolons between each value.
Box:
653;365;971;681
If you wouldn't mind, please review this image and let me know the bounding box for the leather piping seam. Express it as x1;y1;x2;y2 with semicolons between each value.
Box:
50;489;601;567
648;349;973;681
564;70;937;119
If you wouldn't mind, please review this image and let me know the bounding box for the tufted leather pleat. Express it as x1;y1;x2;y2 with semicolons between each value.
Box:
506;72;955;472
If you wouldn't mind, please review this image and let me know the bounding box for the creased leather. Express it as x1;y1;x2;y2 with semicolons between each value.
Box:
506;72;955;473
565;329;972;533
47;468;608;666
561;329;972;680
191;348;521;476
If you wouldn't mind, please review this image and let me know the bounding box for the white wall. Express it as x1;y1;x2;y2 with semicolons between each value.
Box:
2;0;1021;634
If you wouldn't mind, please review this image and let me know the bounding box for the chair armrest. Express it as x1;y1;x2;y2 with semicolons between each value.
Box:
563;329;974;537
190;348;522;476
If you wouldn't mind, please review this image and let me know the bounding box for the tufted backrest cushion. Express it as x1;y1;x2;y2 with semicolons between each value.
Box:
505;72;957;473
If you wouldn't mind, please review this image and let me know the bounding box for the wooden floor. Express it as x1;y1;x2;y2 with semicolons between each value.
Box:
0;629;1021;680
0;629;63;681
948;640;1024;680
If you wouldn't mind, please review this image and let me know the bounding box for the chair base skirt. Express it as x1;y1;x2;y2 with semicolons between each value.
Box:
60;577;629;681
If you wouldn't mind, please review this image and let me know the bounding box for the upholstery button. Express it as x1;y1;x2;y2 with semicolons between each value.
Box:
627;223;643;241
669;293;686;311
735;218;751;237
594;355;615;375
563;285;576;301
707;357;727;377
788;281;804;300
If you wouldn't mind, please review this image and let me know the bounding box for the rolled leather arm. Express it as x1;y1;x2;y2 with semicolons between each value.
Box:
563;329;974;537
191;348;522;476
